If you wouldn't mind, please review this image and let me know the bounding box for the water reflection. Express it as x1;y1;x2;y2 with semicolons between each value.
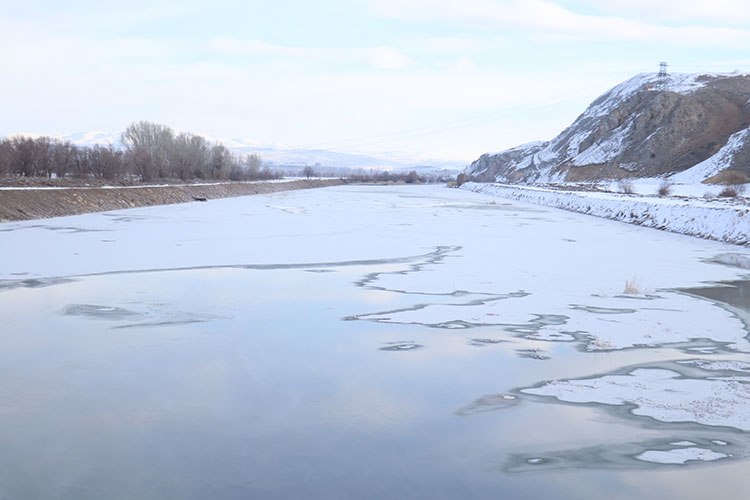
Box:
677;281;750;351
0;253;748;499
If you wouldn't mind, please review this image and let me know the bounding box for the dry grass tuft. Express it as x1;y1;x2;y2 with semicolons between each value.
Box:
623;277;643;295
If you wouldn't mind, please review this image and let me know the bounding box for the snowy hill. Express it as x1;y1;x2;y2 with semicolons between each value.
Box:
468;72;750;184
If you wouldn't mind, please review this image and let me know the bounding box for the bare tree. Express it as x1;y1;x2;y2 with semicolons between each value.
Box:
71;147;91;179
245;154;261;177
121;121;174;181
302;166;316;179
11;137;37;177
52;140;77;179
88;145;124;180
33;137;54;178
209;143;233;180
172;133;209;180
0;139;12;176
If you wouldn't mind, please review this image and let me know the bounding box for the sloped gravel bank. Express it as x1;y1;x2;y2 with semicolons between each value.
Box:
462;182;750;246
0;179;344;221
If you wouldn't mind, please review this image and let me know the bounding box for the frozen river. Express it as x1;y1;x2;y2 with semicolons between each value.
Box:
1;184;749;499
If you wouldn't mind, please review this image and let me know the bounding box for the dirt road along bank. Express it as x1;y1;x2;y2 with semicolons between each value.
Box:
0;179;345;222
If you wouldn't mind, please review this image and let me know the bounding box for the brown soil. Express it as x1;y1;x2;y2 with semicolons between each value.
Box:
0;179;345;222
704;169;749;185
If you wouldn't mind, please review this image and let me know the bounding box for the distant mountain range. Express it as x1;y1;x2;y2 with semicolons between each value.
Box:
467;72;750;184
13;131;464;174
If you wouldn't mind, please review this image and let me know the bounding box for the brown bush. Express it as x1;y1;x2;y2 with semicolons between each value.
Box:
718;185;746;197
657;179;672;196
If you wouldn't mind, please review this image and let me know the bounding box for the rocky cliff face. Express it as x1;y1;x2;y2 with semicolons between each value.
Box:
468;72;750;184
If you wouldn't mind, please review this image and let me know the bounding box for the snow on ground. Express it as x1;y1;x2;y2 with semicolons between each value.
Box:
599;178;739;198
677;359;750;373
522;367;750;431
581;73;710;120
462;182;750;245
571;122;633;167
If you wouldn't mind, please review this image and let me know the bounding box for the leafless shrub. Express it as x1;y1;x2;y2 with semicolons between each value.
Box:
657;179;672;197
617;179;634;194
718;185;746;197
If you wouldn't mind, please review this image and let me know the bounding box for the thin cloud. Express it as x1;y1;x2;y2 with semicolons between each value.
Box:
206;36;412;70
570;0;750;25
369;0;750;47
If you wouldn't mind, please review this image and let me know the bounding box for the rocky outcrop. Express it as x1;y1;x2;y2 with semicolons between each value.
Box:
468;72;750;184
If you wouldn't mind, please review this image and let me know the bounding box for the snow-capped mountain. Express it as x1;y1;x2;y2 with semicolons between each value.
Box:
226;144;464;172
468;72;750;184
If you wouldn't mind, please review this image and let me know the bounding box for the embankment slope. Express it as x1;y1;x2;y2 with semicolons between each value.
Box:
0;179;344;222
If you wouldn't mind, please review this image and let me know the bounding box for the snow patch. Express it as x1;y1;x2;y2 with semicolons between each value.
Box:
670;127;750;184
572;123;633;167
678;359;750;373
522;368;750;431
636;447;728;465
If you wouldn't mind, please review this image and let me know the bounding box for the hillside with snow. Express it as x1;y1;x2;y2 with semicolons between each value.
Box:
468;72;750;185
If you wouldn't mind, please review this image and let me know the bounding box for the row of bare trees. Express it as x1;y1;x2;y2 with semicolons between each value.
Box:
343;170;436;184
0;121;271;182
120;121;269;181
0;136;120;179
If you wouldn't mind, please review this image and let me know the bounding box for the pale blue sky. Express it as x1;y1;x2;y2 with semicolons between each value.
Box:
3;1;749;161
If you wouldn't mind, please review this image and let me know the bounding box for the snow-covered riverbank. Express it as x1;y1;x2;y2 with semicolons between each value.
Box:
462;182;750;246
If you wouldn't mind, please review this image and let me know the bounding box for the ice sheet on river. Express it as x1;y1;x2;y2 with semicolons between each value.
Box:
351;288;750;352
522;366;750;430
